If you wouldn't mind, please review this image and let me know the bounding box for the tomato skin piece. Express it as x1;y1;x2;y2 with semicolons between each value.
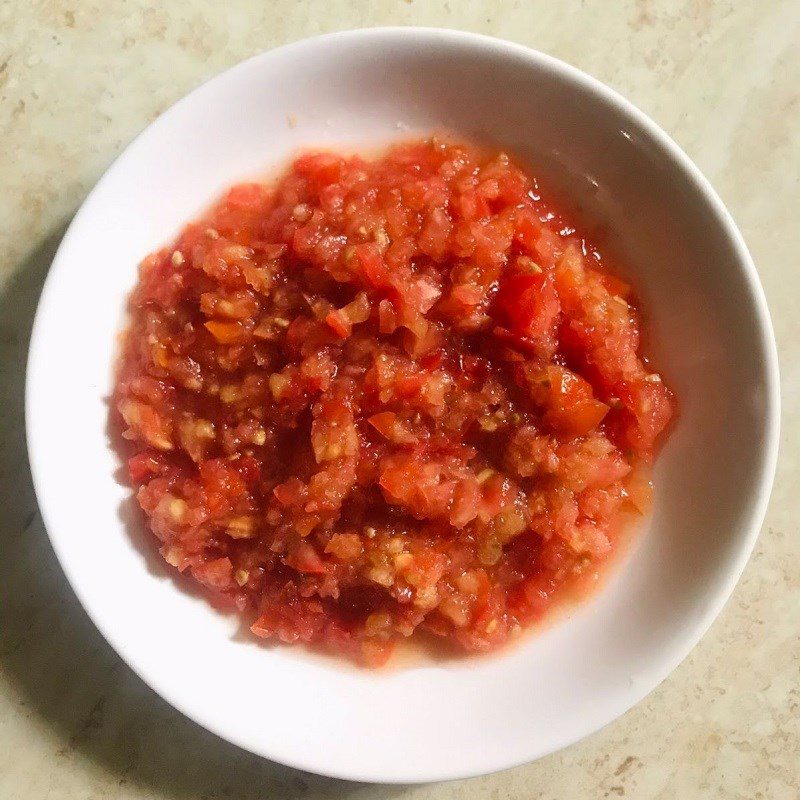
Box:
495;270;560;341
513;210;543;255
517;363;610;436
325;310;351;339
285;542;328;575
356;243;392;289
293;152;344;189
205;320;247;344
546;366;609;435
617;378;675;457
223;183;268;211
547;397;609;436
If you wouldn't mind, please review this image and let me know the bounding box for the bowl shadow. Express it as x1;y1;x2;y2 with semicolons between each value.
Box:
0;221;413;797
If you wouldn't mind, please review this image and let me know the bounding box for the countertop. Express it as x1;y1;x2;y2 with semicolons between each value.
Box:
0;2;797;798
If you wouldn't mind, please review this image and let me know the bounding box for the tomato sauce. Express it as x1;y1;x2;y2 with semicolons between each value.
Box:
115;138;674;666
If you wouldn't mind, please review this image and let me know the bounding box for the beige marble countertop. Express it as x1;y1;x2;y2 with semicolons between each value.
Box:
1;2;798;798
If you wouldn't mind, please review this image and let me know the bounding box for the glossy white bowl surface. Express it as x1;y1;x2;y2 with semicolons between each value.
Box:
26;28;779;783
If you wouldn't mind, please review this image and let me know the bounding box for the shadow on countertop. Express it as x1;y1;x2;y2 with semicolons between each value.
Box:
0;223;410;799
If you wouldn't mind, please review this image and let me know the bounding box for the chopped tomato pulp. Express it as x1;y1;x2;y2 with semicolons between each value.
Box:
115;138;674;666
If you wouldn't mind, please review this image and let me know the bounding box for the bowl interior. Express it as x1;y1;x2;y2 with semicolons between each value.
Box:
26;29;778;783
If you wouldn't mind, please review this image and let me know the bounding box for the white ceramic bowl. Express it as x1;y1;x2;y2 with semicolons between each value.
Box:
26;28;779;783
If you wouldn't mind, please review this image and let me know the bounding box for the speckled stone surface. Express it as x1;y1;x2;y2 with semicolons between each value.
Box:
1;2;798;798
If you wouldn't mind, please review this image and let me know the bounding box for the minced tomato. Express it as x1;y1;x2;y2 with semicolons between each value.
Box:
115;137;674;666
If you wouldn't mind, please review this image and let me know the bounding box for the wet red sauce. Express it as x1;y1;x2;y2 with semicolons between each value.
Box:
115;138;674;666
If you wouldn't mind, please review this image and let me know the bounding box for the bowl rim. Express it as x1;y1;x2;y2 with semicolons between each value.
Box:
25;26;781;783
